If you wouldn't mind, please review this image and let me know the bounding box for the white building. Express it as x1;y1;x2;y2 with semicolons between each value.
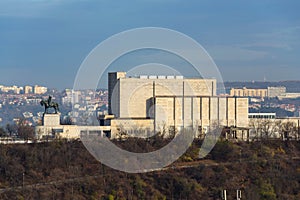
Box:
34;85;47;94
35;113;110;140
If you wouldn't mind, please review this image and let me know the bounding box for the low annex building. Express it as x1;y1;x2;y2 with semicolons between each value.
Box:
35;113;110;140
248;113;300;140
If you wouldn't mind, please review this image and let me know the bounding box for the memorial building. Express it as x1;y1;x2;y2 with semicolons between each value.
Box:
99;72;249;138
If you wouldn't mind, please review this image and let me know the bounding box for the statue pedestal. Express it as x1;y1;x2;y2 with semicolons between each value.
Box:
43;113;60;126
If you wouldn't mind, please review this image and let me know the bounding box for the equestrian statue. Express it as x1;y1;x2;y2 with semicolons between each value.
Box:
40;96;59;114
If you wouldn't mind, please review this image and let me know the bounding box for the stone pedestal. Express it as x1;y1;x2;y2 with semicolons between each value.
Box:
43;113;60;126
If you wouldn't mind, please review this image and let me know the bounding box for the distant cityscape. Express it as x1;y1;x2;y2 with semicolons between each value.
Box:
225;81;300;118
0;84;108;127
1;80;300;129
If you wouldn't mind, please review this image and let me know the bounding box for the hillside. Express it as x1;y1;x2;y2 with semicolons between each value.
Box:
0;139;299;199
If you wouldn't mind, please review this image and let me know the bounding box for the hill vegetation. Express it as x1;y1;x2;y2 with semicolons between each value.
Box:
0;138;299;199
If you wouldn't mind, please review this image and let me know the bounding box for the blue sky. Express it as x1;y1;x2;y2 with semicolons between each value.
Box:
0;0;300;89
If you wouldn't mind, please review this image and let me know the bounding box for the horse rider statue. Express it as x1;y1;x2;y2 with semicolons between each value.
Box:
40;95;59;114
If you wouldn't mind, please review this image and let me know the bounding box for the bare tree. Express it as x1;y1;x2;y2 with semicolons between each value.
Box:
16;118;34;141
250;119;281;140
5;123;17;137
279;121;297;141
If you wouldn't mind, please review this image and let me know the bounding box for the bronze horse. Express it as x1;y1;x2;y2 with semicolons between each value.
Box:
40;96;59;114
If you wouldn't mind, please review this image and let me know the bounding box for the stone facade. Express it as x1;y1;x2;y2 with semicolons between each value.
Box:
109;72;216;118
110;119;154;138
103;72;249;138
43;114;60;126
154;96;248;132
